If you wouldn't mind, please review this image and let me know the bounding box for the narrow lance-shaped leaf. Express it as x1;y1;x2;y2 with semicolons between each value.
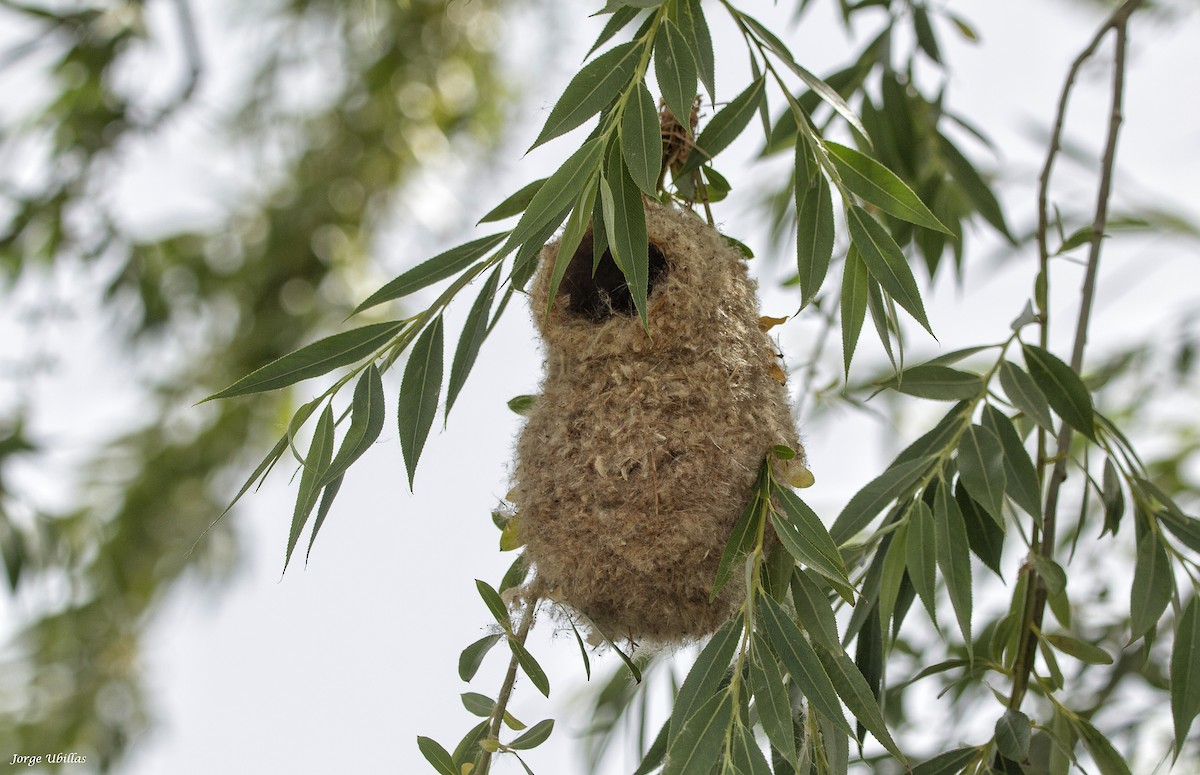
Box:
881;364;982;401
791;570;841;651
587;5;640;57
827;141;950;234
998;359;1055;431
669;618;742;741
416;736;458;775
530;41;640;150
398;316;444;490
544;173;600;316
507;138;605;250
841;246;869;377
910;747;979;775
478;179;547;224
732;721;773;775
1021;343;1096;440
285;405;334;572
711;494;762;600
1130;532;1173;641
750;632;796;765
772;485;853;597
935;480;973;650
661;691;733;775
475;579;512;632
758;592;855;738
510;638;551;698
603;149;650;326
206;321;405;401
679;76;765;176
848;205;933;334
318;364;385;491
832;456;934;543
796;140;835;308
907;500;938;625
355;235;506;314
654;19;697;133
677;0;715;101
956;424;1007;525
446;265;503;420
937;132;1014;242
621;82;662;196
816;645;906;761
1101;457;1125;535
982;405;1043;523
459;633;503;682
1073;718;1132;775
509;719;554;750
1172;595;1200;752
306;474;342;563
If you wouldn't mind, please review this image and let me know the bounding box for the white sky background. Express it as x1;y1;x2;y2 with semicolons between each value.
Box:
2;0;1200;773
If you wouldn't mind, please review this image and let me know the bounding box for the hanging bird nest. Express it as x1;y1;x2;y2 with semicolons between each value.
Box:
511;203;806;643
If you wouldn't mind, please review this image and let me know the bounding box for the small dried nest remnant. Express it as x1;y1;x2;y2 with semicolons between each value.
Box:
659;96;702;190
511;204;805;643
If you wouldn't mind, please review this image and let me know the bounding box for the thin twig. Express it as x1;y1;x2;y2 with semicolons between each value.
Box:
476;599;539;775
1009;0;1140;712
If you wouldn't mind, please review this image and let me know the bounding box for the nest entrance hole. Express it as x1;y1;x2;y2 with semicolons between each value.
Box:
560;231;668;322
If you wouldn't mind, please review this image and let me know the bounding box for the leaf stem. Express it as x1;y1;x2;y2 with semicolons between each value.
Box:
1010;0;1140;713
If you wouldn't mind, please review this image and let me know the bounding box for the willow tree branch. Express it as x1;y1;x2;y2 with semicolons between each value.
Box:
1009;0;1140;712
476;600;539;775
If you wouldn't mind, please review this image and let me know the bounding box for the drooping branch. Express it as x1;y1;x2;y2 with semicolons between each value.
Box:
1010;0;1141;713
476;599;539;775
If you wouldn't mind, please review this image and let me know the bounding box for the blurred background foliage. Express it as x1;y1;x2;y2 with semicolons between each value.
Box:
0;0;511;767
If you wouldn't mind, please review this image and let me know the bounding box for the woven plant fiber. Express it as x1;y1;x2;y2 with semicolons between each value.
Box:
512;204;804;642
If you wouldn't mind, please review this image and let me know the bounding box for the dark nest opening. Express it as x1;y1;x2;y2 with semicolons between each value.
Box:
558;231;669;322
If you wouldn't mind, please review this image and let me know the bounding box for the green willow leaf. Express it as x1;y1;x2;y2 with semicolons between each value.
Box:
712;495;762;600
398;316;444;489
907;500;938;624
317;364;385;491
669;618;742;741
566;616;591;680
680;77;765;175
882;364;983;401
460;691;496;717
827;142;950;234
847;206;932;333
935;481;973;650
544;174;600;316
1074;718;1132;775
509;719;554;750
459;633;503;682
956;424;1007;524
913;4;941;63
1172;595;1200;751
603;149;650;325
416;736;458;775
677;0;715;101
475;578;512;632
478;179;547;224
510;638;550;697
832;456;934;543
841;246;869;376
633;719;669;775
982;405;1043;523
751;632;796;765
732;721;773;775
1044;633;1113;665
758;592;854;738
452;721;489;771
446;265;503;420
790;570;841;650
355;235;506;314
956;483;1004;577
530;41;640;150
508;138;605;251
937;132;1014;242
772;485;852;596
1021;344;1096;440
305;472;342;563
662;691;733;775
621;82;662;196
815;645;905;761
998;360;1055;431
911;747;979;775
285;405;334;572
654;19;697;129
587;5;640;57
206;321;405;401
797;142;835;309
994;709;1031;762
1130;533;1173;641
1101;457;1125;535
